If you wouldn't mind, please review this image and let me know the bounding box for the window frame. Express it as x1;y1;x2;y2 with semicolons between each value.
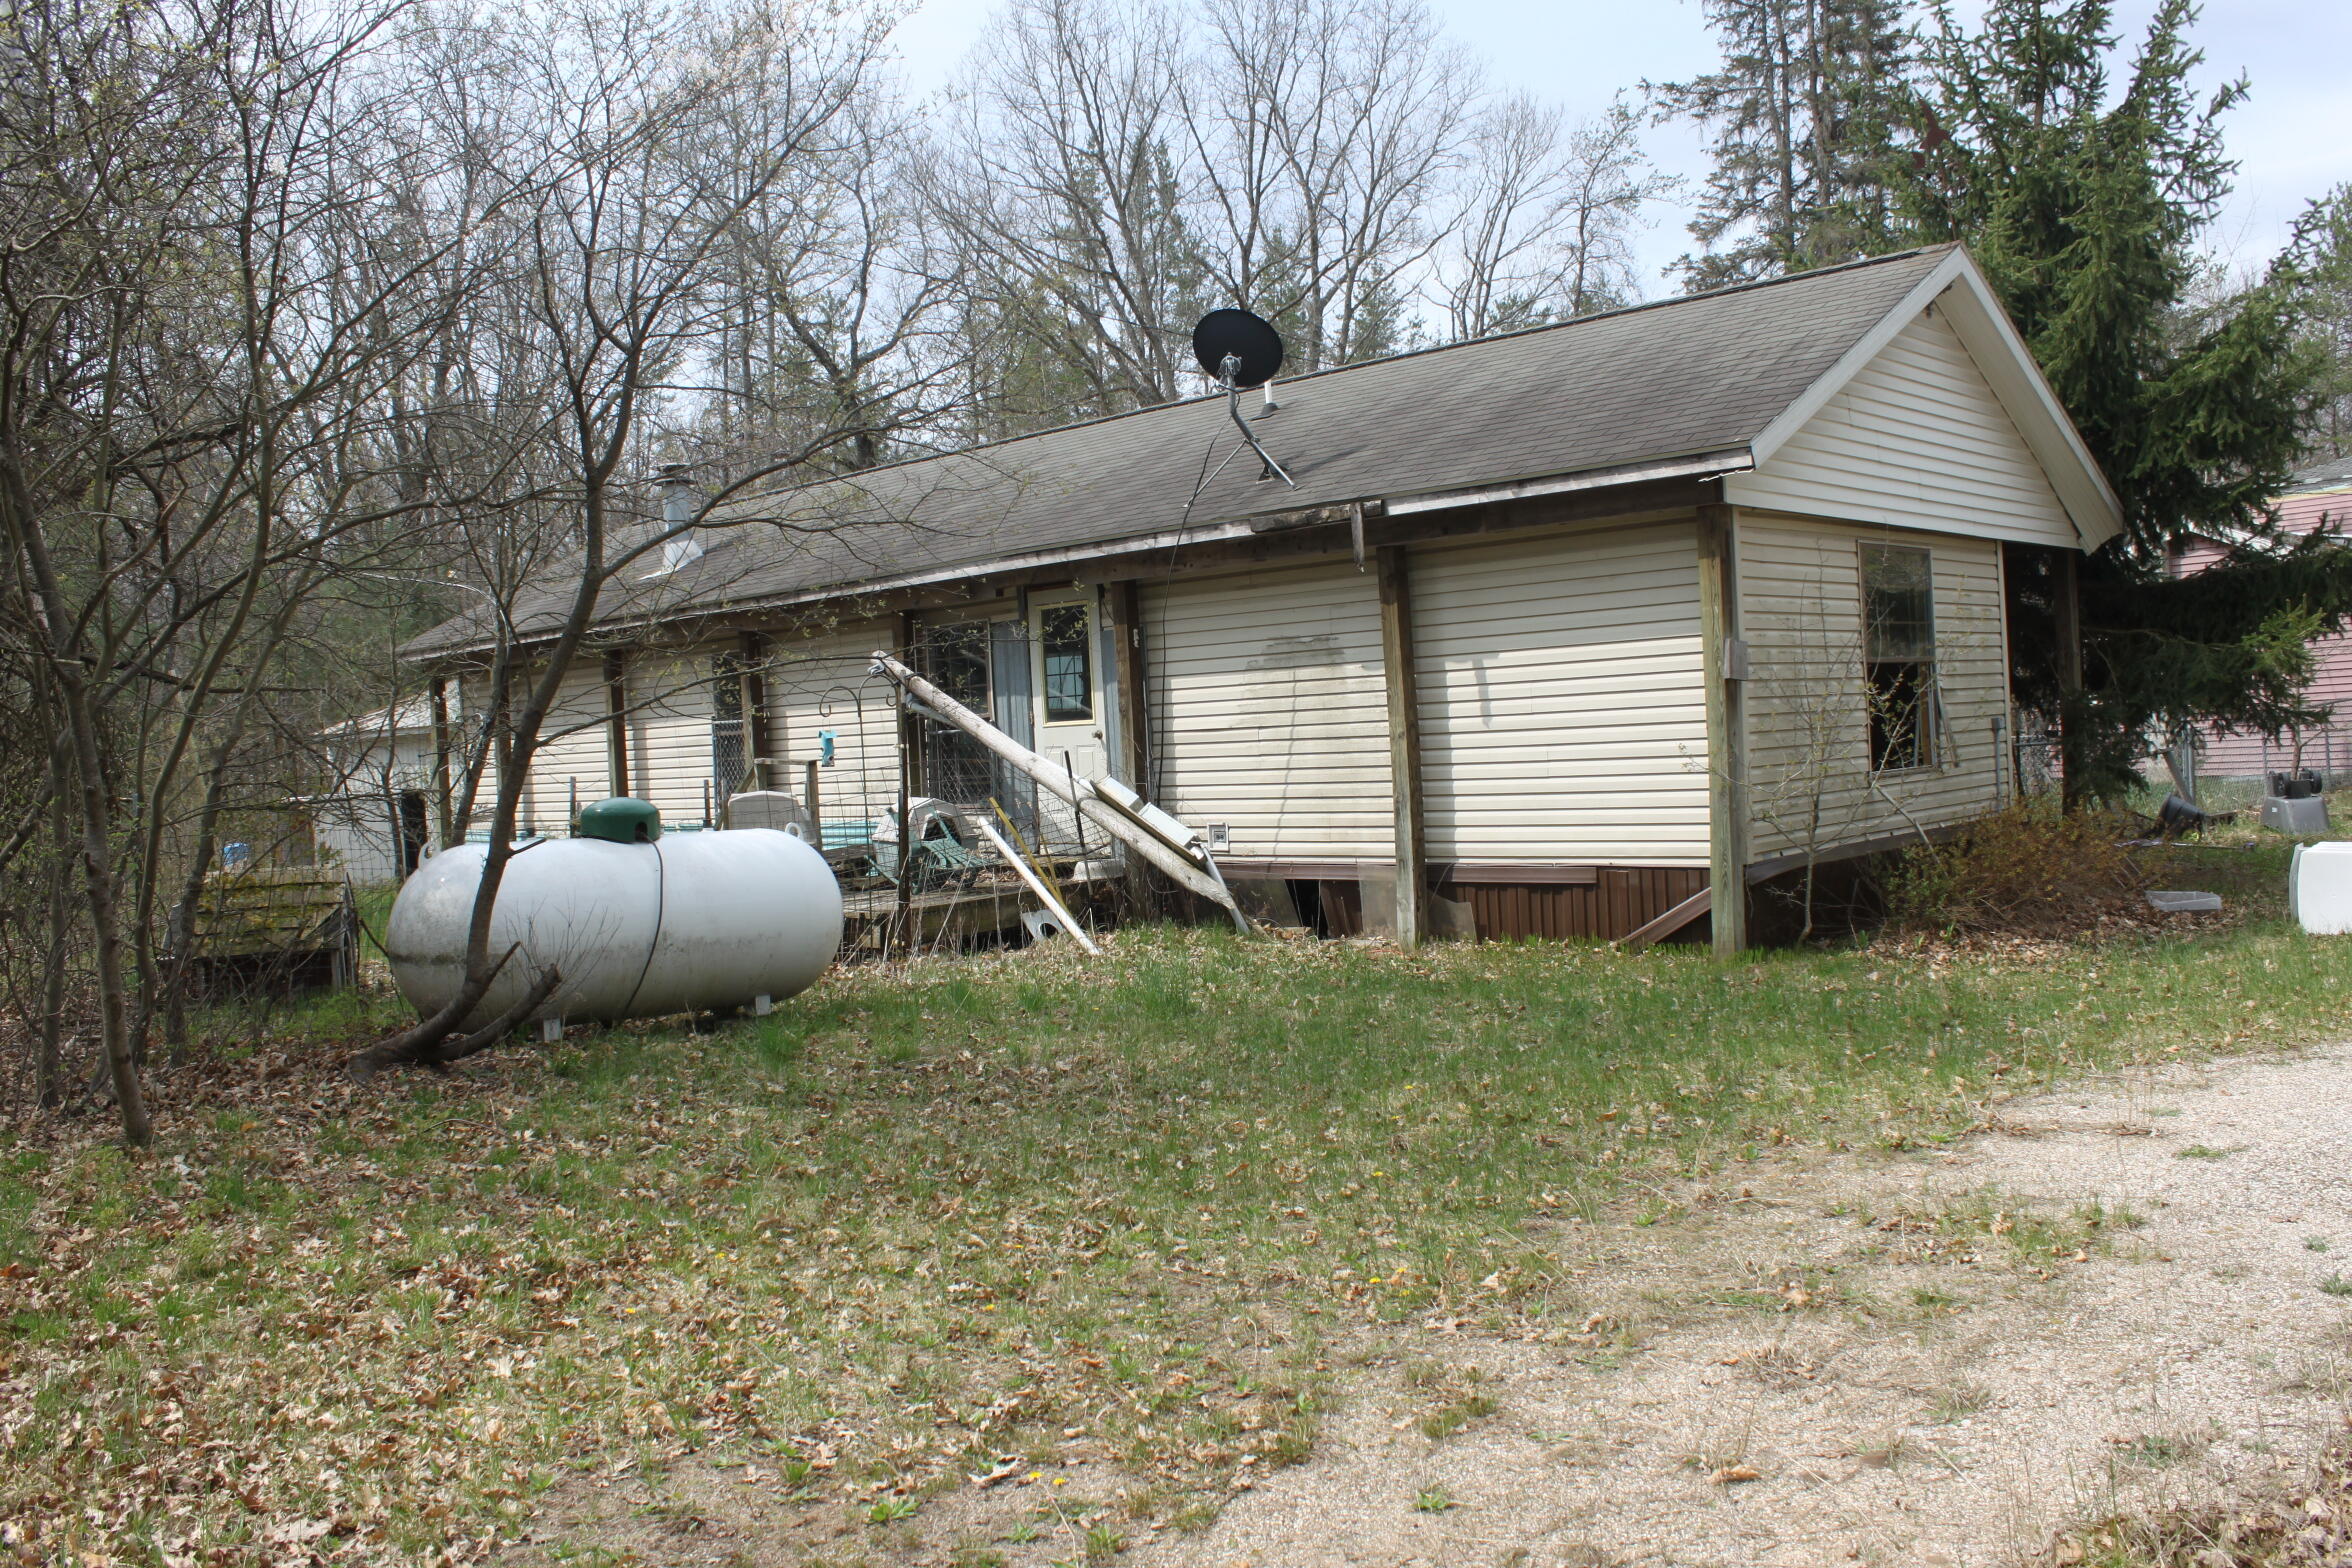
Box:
1857;541;1939;774
1030;594;1097;728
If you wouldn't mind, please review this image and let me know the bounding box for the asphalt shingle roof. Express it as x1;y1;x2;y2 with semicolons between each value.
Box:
407;245;1954;658
2293;453;2352;492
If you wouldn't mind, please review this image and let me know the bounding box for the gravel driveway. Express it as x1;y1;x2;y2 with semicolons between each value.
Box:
1132;1045;2352;1568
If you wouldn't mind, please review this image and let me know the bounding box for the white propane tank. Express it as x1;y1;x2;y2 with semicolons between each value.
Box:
2291;841;2352;934
385;827;844;1027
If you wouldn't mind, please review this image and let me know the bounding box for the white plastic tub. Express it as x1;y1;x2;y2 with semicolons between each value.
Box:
2290;841;2352;934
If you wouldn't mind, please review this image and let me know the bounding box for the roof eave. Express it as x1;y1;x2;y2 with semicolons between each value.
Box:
1382;448;1755;516
399;453;1758;665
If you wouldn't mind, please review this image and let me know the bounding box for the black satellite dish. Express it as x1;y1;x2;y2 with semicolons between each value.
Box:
1187;308;1295;488
1191;308;1285;390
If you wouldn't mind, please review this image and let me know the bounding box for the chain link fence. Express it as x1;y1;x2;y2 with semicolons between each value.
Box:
2010;713;2062;800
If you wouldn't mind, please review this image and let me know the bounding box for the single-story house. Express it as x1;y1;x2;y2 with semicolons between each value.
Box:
2173;454;2352;783
402;243;2122;948
302;697;444;884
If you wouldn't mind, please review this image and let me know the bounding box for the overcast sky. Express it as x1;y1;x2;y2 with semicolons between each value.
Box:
882;0;2352;297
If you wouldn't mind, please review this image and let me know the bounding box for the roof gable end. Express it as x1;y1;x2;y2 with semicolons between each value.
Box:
1744;248;2121;549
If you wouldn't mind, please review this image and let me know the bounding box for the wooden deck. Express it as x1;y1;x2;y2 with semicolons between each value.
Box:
838;866;1109;953
841;880;1042;953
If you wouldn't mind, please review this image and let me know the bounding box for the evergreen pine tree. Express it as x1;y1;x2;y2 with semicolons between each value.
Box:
1893;0;2342;797
1654;0;1912;288
2290;185;2352;459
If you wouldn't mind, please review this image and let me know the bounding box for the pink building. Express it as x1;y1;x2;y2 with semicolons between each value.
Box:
2175;455;2352;779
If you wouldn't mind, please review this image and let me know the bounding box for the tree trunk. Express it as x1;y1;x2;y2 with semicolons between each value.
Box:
36;813;72;1111
5;462;152;1144
57;667;152;1145
2053;548;2086;813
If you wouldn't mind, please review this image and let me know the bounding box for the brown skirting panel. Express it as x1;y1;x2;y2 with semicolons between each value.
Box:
1219;857;1602;885
1436;866;1710;943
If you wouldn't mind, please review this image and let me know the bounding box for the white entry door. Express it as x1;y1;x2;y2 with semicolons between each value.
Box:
1028;590;1108;787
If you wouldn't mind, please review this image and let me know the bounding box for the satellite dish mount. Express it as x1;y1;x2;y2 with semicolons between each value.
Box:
1191;309;1295;488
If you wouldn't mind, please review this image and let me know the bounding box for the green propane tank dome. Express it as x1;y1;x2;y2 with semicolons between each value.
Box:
576;797;662;844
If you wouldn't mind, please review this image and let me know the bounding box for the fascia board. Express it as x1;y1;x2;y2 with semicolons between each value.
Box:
1382;449;1754;515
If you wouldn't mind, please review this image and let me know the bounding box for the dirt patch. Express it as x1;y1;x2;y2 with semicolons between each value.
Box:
1117;1045;2352;1568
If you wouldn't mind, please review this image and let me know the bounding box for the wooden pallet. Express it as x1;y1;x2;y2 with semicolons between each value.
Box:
187;865;358;994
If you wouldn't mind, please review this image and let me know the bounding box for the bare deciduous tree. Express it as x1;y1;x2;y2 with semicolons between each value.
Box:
1187;0;1471;369
927;0;1204;426
932;0;1674;433
0;0;492;1139
1443;97;1679;338
350;0;902;1076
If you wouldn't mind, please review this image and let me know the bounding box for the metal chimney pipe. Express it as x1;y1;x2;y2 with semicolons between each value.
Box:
656;463;701;573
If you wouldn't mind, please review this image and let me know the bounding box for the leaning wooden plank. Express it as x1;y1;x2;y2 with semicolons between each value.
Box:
1616;885;1712;952
972;818;1102;956
987;798;1069;908
867;652;1247;923
1092;777;1199;850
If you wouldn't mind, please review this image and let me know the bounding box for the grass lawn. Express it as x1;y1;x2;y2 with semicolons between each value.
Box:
6;839;2352;1564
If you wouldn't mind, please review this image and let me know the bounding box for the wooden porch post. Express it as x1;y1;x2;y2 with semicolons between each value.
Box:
894;611;921;797
429;674;456;848
2052;547;2085;811
1696;504;1748;954
740;629;775;791
602;650;630;799
1377;545;1427;948
1107;580;1149;796
893;612;917;956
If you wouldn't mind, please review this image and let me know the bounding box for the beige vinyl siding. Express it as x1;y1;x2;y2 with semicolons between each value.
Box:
482;624;900;845
625;649;719;828
1413;522;1712;867
1725;308;2079;548
761;618;902;841
525;664;613;833
1739;513;2006;860
1142;562;1394;862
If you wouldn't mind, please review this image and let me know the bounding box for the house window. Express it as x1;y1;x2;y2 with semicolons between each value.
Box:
1038;601;1093;723
711;652;747;794
918;621;995;803
923;621;992;712
1860;542;1936;771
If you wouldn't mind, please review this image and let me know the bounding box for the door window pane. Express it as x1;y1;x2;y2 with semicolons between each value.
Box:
1039;602;1093;723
